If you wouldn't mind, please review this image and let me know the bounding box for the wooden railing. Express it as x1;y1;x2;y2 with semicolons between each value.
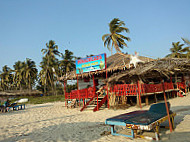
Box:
141;82;174;94
110;84;137;96
109;82;174;96
65;87;94;100
66;82;176;100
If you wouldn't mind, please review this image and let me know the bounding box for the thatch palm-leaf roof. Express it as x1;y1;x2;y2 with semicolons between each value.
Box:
107;58;190;83
60;53;153;81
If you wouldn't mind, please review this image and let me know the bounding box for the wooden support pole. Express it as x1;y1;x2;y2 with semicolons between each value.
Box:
162;80;173;132
77;75;80;107
154;93;157;103
137;81;142;109
136;87;139;106
64;80;67;107
170;76;172;83
93;74;98;110
145;96;149;106
105;54;109;109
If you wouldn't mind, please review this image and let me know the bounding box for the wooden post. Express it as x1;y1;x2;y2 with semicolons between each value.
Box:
137;81;142;109
77;75;80;107
162;80;173;132
145;96;149;106
182;74;186;93
175;74;179;97
170;76;172;83
64;80;67;107
136;85;139;107
170;76;173;98
154;93;157;103
92;74;98;110
105;53;109;109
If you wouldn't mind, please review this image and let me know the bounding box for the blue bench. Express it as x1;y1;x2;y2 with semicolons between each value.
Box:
7;104;25;111
105;102;176;140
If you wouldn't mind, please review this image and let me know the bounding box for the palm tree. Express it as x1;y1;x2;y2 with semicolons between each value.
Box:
102;18;130;55
22;58;38;91
39;57;48;94
0;65;12;91
182;38;190;45
59;50;75;75
166;41;188;58
13;61;24;90
41;40;60;62
40;40;60;95
182;38;190;58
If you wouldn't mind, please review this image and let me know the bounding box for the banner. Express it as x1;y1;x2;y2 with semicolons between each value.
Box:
76;53;106;74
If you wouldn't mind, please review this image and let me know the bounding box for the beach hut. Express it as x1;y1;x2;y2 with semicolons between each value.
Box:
107;58;190;107
60;53;153;111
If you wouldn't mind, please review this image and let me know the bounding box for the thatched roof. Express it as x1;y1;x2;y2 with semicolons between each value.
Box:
59;53;154;81
107;58;190;83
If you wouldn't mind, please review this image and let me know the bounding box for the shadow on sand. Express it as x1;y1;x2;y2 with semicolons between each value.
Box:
1;121;109;142
1;105;190;142
151;105;190;142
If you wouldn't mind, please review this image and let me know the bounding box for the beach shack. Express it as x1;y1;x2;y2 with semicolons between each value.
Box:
61;53;190;111
107;58;190;107
60;53;154;111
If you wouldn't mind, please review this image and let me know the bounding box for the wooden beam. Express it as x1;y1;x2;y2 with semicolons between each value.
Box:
137;81;142;109
64;80;67;107
154;93;157;103
145;96;149;106
162;80;173;132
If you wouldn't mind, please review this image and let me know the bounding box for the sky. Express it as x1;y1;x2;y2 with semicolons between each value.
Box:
0;0;190;72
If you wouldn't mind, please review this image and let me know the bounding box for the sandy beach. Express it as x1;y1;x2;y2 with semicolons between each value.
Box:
0;94;190;142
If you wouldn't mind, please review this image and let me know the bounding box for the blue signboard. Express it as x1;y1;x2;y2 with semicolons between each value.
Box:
76;53;106;74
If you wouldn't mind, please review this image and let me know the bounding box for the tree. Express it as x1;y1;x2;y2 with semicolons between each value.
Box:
40;40;60;95
12;59;38;91
13;61;24;90
22;58;38;91
102;18;130;55
59;49;75;75
41;40;60;62
182;38;190;58
166;41;188;58
182;38;190;45
0;65;13;91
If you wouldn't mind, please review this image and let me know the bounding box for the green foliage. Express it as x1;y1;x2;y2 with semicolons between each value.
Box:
166;38;190;58
66;83;77;93
0;65;13;90
39;40;61;95
0;39;78;102
102;18;130;54
59;49;75;75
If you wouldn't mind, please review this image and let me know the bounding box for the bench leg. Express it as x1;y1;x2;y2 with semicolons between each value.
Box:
110;125;135;138
170;116;175;130
154;124;160;141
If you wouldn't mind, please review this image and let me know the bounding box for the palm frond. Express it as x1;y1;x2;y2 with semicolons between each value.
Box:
117;34;131;41
104;36;111;51
182;38;190;45
102;34;110;41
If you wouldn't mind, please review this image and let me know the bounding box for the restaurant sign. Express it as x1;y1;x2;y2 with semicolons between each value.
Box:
76;53;106;74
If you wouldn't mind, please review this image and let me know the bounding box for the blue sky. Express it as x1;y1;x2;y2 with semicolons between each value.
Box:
0;0;190;71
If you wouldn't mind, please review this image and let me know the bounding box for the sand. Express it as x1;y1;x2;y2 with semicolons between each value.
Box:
0;94;190;142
